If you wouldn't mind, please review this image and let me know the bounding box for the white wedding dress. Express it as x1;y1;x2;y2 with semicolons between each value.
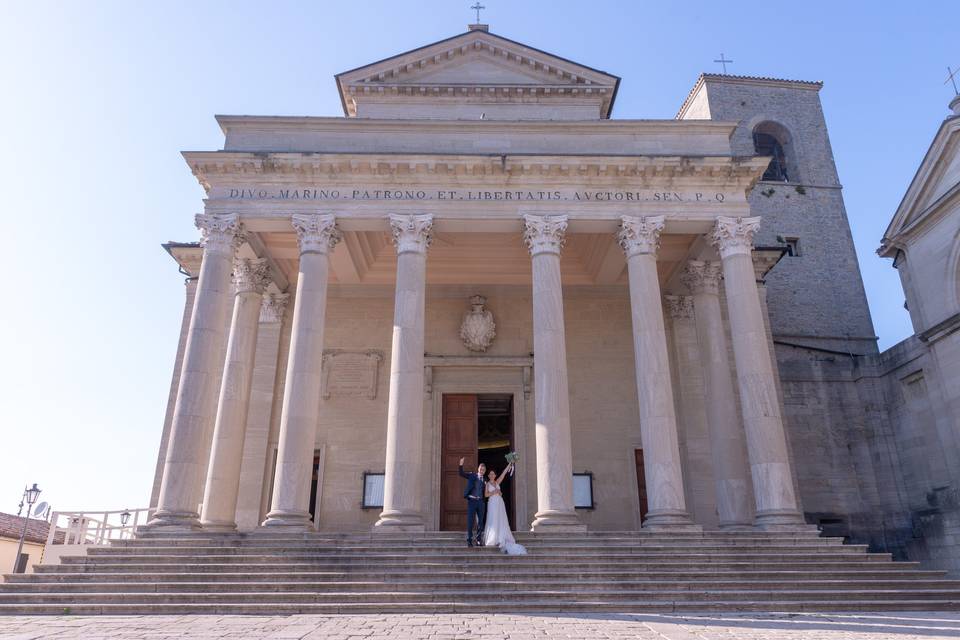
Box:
483;481;527;555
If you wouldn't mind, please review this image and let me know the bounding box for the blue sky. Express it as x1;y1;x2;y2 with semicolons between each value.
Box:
1;0;957;513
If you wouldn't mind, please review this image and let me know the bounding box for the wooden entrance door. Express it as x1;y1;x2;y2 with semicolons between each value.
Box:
441;394;478;531
634;448;649;525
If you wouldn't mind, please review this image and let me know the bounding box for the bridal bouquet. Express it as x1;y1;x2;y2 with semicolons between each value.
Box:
505;451;519;476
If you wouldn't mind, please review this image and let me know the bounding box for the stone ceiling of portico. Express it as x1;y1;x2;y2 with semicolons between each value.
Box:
259;230;695;287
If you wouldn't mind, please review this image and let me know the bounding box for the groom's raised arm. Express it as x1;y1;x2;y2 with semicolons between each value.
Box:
457;457;471;479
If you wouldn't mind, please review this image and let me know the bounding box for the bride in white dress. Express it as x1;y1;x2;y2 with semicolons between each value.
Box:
482;462;527;555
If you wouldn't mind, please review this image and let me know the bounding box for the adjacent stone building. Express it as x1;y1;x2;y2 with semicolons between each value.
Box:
148;27;960;574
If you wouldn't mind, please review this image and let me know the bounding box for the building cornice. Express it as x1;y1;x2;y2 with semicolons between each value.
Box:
183;151;770;192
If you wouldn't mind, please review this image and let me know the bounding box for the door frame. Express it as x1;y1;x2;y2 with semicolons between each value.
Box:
426;356;531;531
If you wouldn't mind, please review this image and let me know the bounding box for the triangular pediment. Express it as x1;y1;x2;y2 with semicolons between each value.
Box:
336;29;620;119
881;117;960;253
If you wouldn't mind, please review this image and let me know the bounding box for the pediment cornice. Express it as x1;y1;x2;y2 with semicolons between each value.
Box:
335;30;619;118
879;116;960;256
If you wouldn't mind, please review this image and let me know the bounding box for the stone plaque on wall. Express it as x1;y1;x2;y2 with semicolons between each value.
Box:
322;350;383;400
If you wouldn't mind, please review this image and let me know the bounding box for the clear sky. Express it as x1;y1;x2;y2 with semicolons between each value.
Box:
1;1;957;515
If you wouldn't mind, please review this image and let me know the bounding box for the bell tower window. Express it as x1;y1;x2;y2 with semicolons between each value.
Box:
753;121;795;183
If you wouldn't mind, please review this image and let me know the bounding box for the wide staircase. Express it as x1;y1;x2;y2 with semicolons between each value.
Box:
2;529;959;614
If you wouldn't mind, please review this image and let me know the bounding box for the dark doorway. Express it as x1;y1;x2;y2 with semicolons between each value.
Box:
309;451;322;524
635;448;649;525
440;393;515;531
477;394;515;530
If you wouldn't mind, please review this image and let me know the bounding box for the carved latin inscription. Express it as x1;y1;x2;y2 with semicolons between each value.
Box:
321;350;384;400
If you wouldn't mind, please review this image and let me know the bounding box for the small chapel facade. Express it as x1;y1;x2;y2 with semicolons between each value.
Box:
147;26;960;572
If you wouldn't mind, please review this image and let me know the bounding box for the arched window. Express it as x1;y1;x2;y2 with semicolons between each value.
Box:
753;122;793;182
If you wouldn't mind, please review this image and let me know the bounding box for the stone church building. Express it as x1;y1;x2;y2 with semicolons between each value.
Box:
147;27;960;574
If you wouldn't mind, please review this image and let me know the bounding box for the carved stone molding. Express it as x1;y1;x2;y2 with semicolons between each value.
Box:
711;216;762;259
617;215;665;257
259;292;290;324
195;213;244;256
232;258;272;295
681;260;723;295
389;214;434;254
291;214;341;255
522;214;568;256
664;294;695;320
321;350;383;400
459;295;496;352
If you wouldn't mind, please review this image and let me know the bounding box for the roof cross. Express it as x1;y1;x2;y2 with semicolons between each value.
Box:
470;2;485;24
946;65;959;96
713;53;733;74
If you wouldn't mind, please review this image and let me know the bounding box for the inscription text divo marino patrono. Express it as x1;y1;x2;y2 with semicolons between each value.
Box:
226;188;729;203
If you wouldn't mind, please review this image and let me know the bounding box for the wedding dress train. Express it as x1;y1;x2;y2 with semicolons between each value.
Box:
482;481;527;555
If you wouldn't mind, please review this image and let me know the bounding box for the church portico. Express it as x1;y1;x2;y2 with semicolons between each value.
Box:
147;26;822;538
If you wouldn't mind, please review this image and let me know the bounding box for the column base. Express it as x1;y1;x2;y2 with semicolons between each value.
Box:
374;509;425;532
753;509;814;532
641;509;699;530
145;510;202;530
199;519;238;532
261;510;314;530
530;509;585;532
717;522;755;532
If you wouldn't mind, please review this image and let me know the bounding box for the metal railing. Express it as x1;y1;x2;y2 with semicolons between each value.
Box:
44;508;153;548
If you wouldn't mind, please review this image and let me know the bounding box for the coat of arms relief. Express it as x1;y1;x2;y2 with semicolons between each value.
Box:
459;295;496;352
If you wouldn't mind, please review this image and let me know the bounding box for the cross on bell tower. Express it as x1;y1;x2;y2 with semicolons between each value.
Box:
714;53;734;74
946;65;959;96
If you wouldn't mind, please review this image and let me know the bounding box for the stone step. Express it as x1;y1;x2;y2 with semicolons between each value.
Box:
7;568;945;583
58;552;888;566
86;544;866;556
4;578;958;594
117;534;843;545
3;588;959;606
35;559;911;574
133;529;826;539
1;599;958;615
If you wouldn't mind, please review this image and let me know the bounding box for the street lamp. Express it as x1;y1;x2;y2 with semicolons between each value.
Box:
12;483;41;573
120;510;131;526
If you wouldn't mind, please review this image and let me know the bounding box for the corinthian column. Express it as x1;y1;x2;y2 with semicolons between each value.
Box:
199;258;272;530
682;260;754;529
149;214;244;528
618;216;693;528
375;214;433;531
263;214;340;528
523;215;583;531
711;216;804;528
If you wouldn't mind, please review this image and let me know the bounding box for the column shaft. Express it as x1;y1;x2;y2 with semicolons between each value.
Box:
618;216;694;529
523;215;583;531
683;260;754;529
263;215;340;528
200;259;272;530
149;214;244;528
712;216;805;528
375;214;433;531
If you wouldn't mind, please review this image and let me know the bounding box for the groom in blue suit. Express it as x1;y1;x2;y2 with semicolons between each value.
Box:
458;457;486;547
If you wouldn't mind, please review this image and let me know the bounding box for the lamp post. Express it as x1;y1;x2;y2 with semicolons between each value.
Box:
12;483;41;573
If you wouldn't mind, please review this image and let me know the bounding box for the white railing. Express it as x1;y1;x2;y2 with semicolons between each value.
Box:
45;508;153;548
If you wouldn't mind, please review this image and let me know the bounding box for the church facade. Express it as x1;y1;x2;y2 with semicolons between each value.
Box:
147;27;960;573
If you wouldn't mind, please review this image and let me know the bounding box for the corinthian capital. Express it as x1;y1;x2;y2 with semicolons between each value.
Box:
389;214;434;254
711;216;761;259
195;214;245;256
291;214;341;255
681;260;723;295
522;215;568;256
232;258;272;295
260;292;290;324
665;295;695;320
617;215;665;258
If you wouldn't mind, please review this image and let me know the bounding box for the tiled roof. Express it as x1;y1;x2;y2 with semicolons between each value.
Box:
0;512;56;545
676;73;824;119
